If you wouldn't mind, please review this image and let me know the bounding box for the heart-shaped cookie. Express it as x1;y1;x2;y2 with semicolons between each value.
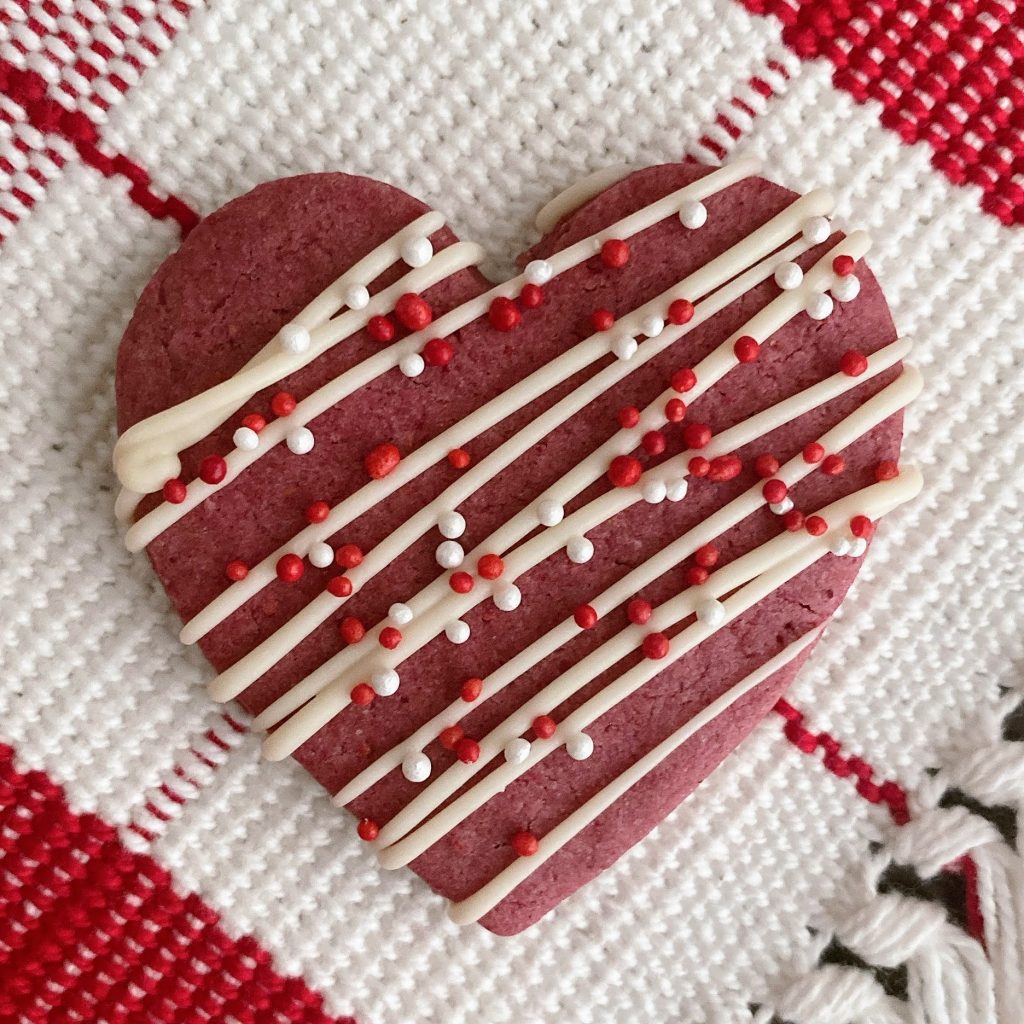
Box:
114;159;921;935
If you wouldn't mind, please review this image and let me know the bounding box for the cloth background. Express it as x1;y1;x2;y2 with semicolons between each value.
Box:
0;1;1021;1022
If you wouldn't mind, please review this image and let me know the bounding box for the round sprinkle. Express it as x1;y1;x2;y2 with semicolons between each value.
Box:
803;442;825;464
875;460;900;481
379;626;402;650
449;571;474;594
763;479;788;504
806;293;834;320
286;427;314;455
163;479;187;504
612;335;638;360
666;478;689;502
276;553;304;583
200;455;228;485
832;274;861;302
448;448;471;469
519;283;544;308
566;536;594;564
401;236;433;268
783;509;805;532
389;602;413;625
642;479;667;504
694;544;719;569
668;299;694;325
233;426;260;451
271;392;296;418
754;453;780;478
339;616;365;644
696;598;726;626
395;293;433;331
241;413;266;433
435;540;465;569
821;454;845;476
678;199;707;229
327;576;352;597
688;456;710;477
493;583;522;612
774;261;803;290
504;738;531;765
367;315;395;343
574;604;598;629
850;515;874;539
422;337;454;367
642;430;667;455
279;322;310;354
371;668;400;696
671;367;697;392
455;737;480;763
439;725;464;751
685;565;709;586
608;455;642;488
733;335;759;363
532;715;557;739
399;353;425;378
437;510;466;539
707;454;742;482
461;677;483;702
446;620;471;645
365;442;401;479
336;544;363;569
832;254;855;277
840;350;868;377
343;283;370;310
617;405;640;429
805;515;828;537
664;398;687;423
600;238;630;268
357;818;379;840
642;632;670;659
769;497;795;515
537;498;564;527
627;598;653;625
828;535;852;557
511;831;539;857
802;216;830;244
682;422;712;450
565;733;594;761
592;308;615;332
488;296;521;332
402;751;431;783
849;537;868;558
641;314;664;339
351;683;375;707
524;259;554;286
477;553;504;580
225;560;249;582
305;500;330;524
308;542;334;569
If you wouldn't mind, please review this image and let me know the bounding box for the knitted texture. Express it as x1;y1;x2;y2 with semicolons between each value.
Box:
0;1;1022;1022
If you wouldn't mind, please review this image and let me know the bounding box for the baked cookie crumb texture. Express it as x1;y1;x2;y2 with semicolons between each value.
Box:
114;158;921;935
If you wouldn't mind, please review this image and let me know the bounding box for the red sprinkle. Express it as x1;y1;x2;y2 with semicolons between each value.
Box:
461;677;483;702
821;454;845;476
875;460;900;481
356;817;379;840
832;254;856;276
608;455;643;488
367;315;395;343
519;283;544;309
241;413;266;433
350;684;375;707
591;308;615;332
733;335;759;363
225;560;249;582
439;725;464;751
617;406;640;429
707;454;742;482
682;422;712;450
783;509;805;532
395;292;433;331
305;500;330;524
685;565;709;586
422;337;454;367
664;398;687;422
642;632;670;659
488;296;521;332
574;604;598;629
511;831;539;857
271;392;297;417
840;350;868;376
199;454;227;485
642;430;667;456
456;737;481;764
326;576;353;597
600;238;630;268
803;442;825;464
449;571;475;594
276;553;304;583
339;616;365;644
379;626;402;650
532;715;557;739
162;478;187;504
805;515;828;537
336;544;363;569
671;367;697;392
850;515;874;539
477;553;505;580
627;598;652;625
365;442;401;479
754;453;780;478
667;299;694;325
448;448;471;469
694;544;719;568
688;456;710;477
762;479;788;504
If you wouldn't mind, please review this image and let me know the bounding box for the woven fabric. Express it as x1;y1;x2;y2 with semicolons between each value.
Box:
0;1;1021;1022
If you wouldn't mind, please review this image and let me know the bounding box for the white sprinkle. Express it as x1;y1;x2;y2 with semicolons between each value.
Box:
343;283;370;310
828;535;852;557
679;199;707;229
371;668;400;696
769;497;794;515
524;259;554;285
666;478;689;502
802;216;830;244
279;322;310;354
612;335;638;360
773;261;804;290
832;274;861;302
400;353;425;378
504;738;531;765
389;602;413;626
493;583;522;612
286;427;314;455
537;499;564;527
849;536;868;558
566;535;594;564
435;540;465;569
805;293;834;321
445;620;470;644
401;236;433;268
437;510;466;539
308;541;334;568
696;598;726;626
642;479;667;504
565;732;594;761
641;315;664;339
402;751;431;783
232;426;260;452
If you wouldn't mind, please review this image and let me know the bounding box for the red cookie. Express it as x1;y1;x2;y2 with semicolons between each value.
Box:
114;160;919;934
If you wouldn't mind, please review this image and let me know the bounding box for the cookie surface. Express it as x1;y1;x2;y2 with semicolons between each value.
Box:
115;161;911;934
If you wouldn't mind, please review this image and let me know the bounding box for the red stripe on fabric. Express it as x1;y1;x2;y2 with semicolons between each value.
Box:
737;0;1024;226
773;698;911;824
0;743;356;1024
960;854;987;948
